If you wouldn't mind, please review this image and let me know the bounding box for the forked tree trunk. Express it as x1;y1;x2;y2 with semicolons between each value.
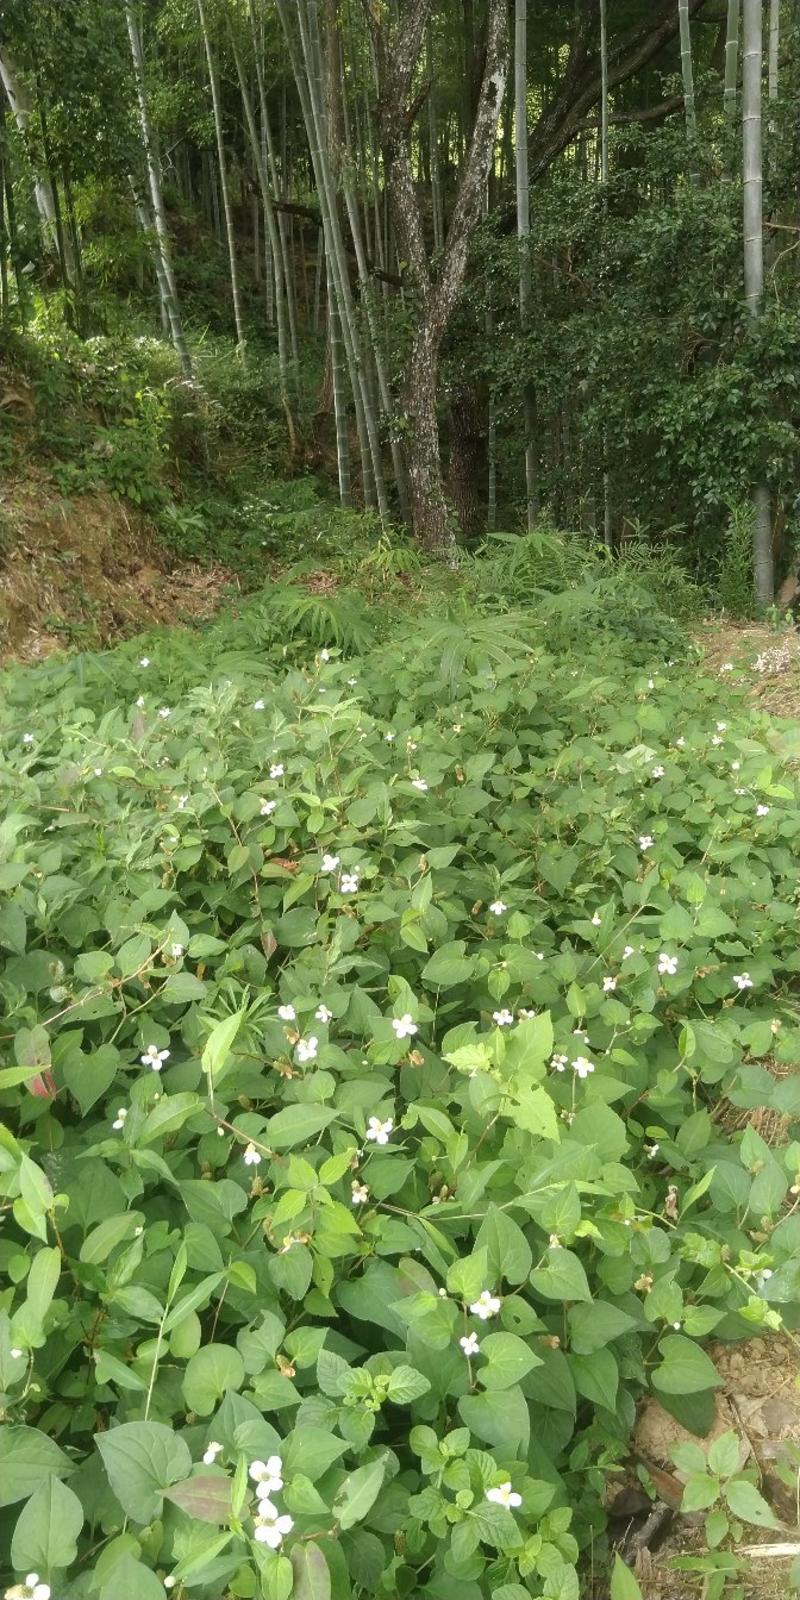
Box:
124;1;192;378
742;0;772;603
196;0;247;361
363;0;509;552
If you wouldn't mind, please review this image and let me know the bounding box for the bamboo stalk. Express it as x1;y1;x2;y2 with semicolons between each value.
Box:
196;0;247;361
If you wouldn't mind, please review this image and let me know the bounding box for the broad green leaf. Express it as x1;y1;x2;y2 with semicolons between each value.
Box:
163;1470;233;1523
568;1300;637;1354
334;1458;385;1530
183;1344;245;1416
478;1332;542;1390
261;1553;294;1600
475;1206;532;1287
10;1474;84;1570
422;941;474;988
138;1092;202;1145
530;1248;592;1304
681;1473;721;1511
202;1010;244;1083
652;1336;723;1396
94;1349;148;1392
290;1543;331;1600
0;1426;73;1506
96;1422;192;1523
723;1477;782;1529
100;1555;170;1600
25;1247;61;1322
385;1365;431;1403
80;1212;142;1265
19;1154;53;1218
266;1105;337;1149
610;1555;643;1600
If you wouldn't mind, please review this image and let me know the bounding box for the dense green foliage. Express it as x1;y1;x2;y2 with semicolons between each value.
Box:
3;4;800;1596
468;125;800;565
2;0;799;584
2;600;800;1598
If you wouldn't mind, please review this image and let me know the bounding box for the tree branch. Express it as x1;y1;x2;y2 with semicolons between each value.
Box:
530;0;712;179
577;92;685;131
431;0;509;342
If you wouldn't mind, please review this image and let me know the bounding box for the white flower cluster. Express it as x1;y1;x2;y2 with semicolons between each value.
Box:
249;1455;293;1547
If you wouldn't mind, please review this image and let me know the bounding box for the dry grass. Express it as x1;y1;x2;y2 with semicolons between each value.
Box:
695;619;800;720
0;472;235;661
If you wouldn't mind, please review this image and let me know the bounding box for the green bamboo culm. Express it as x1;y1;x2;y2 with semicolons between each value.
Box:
741;0;773;604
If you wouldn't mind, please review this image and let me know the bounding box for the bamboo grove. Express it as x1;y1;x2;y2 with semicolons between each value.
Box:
1;1;799;595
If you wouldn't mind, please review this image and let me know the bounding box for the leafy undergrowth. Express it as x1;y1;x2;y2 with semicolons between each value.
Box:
1;608;800;1600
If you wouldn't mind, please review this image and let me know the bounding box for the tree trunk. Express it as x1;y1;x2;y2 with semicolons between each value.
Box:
36;89;73;300
327;253;352;506
249;1;299;362
197;0;247;361
599;0;609;183
337;7;410;521
0;140;8;319
124;1;192;378
678;0;698;142
405;323;453;551
281;0;388;517
724;0;741;121
515;0;536;531
130;176;173;337
231;32;296;452
0;48;65;263
363;0;509;552
448;375;487;544
742;0;773;603
427;23;444;255
768;0;780;102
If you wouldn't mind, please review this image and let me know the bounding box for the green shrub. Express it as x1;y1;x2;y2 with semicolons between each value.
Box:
469;526;703;654
0;616;799;1598
716;502;756;618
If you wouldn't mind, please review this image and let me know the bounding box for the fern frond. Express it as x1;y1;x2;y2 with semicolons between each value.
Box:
259;583;377;652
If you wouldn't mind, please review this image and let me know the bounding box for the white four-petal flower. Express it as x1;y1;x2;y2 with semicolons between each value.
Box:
486;1482;522;1509
140;1044;170;1071
469;1289;501;1320
392;1013;418;1040
366;1116;393;1145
